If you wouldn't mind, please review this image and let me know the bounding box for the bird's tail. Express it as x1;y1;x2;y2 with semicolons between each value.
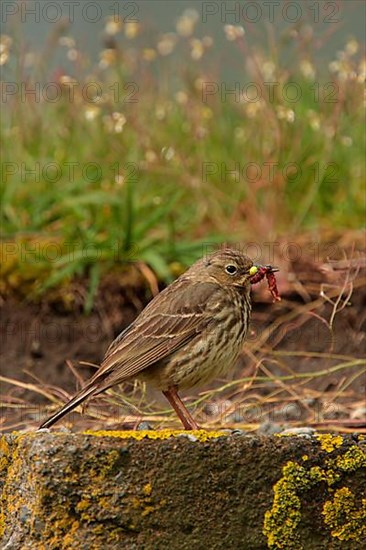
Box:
38;382;99;429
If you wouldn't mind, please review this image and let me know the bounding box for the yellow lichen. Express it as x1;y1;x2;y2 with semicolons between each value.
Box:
2;432;365;547
143;482;152;496
0;434;29;539
83;429;226;441
317;433;343;453
56;520;80;548
125;480;166;521
0;437;10;472
308;465;327;484
323;487;366;541
333;445;366;471
263;461;304;549
263;440;366;548
76;498;91;513
141;506;155;517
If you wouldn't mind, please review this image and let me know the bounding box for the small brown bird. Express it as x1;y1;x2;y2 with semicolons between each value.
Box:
39;248;275;430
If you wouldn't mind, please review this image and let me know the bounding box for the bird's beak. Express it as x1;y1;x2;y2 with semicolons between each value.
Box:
265;265;279;273
249;265;279;278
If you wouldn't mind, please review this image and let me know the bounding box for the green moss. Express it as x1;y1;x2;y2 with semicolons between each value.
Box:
263;437;366;548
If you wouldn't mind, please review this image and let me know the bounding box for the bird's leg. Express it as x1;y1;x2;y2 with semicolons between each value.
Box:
162;386;199;430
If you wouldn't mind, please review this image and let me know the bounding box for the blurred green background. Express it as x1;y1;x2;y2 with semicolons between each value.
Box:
1;1;365;306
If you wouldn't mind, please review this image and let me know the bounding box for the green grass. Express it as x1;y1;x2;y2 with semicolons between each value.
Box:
0;20;364;303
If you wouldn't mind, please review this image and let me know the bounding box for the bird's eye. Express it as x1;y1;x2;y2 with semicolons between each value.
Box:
225;264;237;275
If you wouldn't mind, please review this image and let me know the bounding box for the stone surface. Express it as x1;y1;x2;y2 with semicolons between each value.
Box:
1;431;365;549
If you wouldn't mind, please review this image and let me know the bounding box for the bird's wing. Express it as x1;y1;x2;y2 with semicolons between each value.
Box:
90;279;220;388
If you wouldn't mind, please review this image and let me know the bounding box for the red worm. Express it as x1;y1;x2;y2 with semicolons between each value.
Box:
250;265;281;302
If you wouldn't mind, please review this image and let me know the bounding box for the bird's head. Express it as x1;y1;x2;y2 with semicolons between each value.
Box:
188;248;259;290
